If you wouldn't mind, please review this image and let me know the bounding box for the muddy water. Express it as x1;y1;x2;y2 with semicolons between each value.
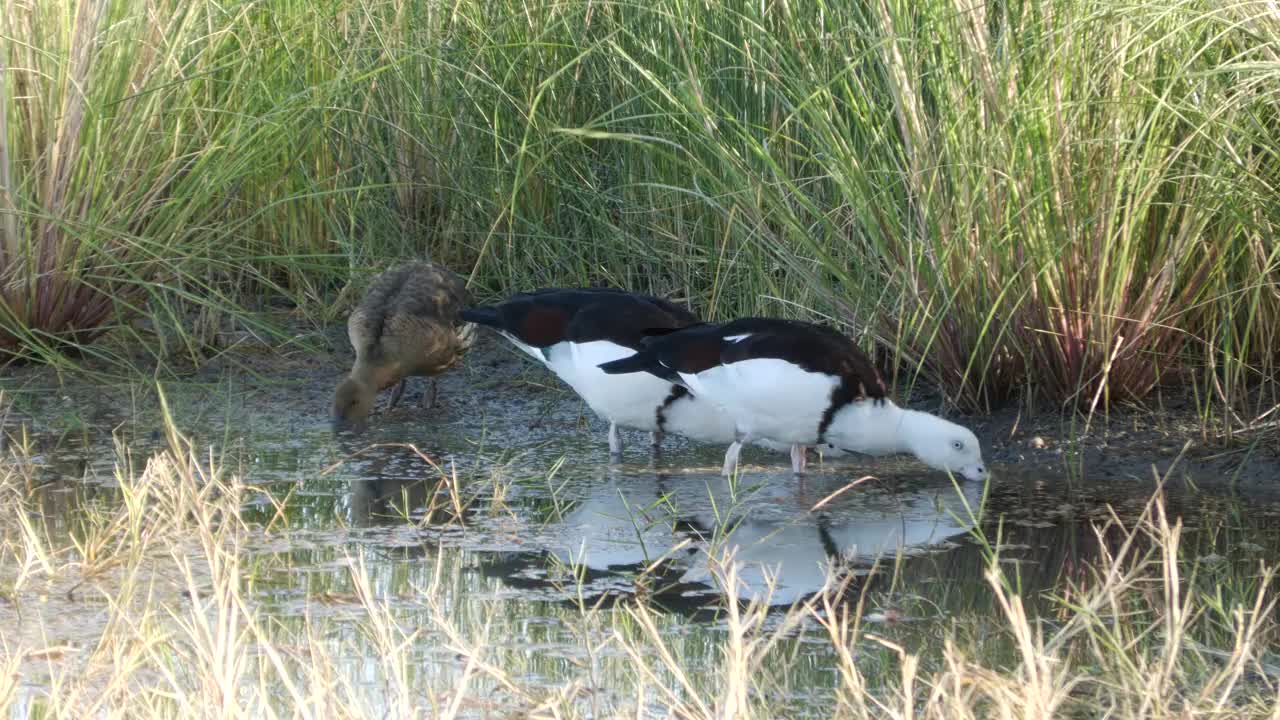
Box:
4;344;1280;716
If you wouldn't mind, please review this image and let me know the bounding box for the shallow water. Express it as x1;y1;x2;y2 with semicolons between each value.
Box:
4;349;1280;716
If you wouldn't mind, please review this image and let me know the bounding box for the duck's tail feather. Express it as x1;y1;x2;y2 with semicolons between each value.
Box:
598;351;679;382
640;321;708;339
639;326;683;338
598;353;651;375
459;306;501;328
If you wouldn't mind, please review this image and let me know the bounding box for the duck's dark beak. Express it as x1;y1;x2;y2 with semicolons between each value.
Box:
331;414;367;436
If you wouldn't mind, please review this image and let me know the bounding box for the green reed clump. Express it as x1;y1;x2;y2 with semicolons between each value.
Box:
0;0;465;365
1;0;327;363
544;0;1280;417
3;0;1277;430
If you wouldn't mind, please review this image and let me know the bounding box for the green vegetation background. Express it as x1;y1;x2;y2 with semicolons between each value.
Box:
2;0;1277;431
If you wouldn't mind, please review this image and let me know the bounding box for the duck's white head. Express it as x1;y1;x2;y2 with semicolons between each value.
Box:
902;411;987;481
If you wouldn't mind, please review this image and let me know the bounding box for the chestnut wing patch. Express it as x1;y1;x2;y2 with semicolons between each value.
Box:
662;335;727;374
512;304;573;347
566;299;693;350
485;288;697;350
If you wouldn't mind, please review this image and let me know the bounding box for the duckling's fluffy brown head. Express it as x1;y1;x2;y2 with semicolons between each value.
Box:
331;376;376;434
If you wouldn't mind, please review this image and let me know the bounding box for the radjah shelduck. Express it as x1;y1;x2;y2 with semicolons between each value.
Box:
461;288;735;457
461;288;835;460
331;262;474;433
599;317;988;480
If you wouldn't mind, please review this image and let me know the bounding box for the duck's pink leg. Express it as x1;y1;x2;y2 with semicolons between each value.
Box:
790;443;808;474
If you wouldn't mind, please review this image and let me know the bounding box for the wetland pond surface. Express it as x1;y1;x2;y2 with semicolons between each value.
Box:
4;344;1280;717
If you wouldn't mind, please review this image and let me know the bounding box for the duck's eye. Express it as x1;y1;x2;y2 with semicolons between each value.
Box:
952;440;964;450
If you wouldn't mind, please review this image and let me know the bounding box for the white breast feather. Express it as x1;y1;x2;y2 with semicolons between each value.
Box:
549;340;674;429
693;358;839;443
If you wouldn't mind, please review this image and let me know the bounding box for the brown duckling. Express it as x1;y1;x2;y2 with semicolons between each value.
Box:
332;262;473;433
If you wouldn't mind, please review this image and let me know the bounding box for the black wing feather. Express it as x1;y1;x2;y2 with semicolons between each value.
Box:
465;288;699;350
601;316;888;433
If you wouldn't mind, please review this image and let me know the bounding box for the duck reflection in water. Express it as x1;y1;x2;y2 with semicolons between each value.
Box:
339;442;463;528
538;468;987;607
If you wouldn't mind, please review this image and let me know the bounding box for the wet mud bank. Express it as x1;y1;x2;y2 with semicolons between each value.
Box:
1;329;1277;496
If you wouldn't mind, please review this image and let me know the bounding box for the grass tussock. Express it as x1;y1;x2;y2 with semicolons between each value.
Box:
1;420;1278;718
2;0;1278;430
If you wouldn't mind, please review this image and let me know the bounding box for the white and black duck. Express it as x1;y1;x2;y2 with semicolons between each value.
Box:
598;317;987;480
461;289;844;461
